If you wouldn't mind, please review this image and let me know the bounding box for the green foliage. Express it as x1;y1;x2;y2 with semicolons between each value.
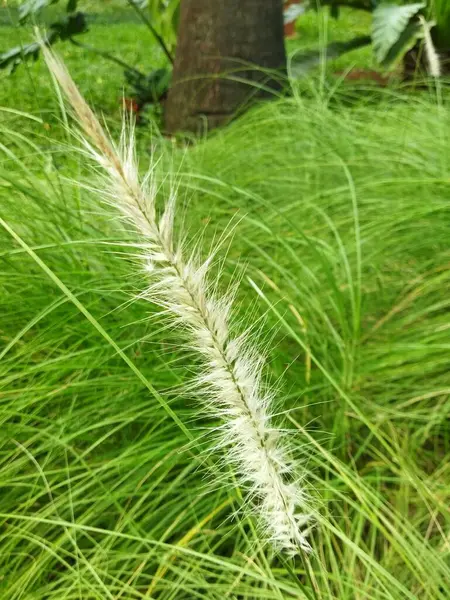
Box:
290;35;371;76
145;0;180;51
303;1;443;74
0;11;87;73
0;39;43;72
124;66;171;106
429;0;450;47
1;1;174;73
0;5;373;127
18;0;62;22
0;76;450;596
17;0;79;22
0;1;87;73
0;1;175;112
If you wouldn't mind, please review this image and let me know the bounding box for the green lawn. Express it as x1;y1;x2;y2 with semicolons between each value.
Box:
0;4;449;600
0;5;168;129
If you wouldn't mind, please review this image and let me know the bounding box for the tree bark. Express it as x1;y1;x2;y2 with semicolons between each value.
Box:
164;0;287;134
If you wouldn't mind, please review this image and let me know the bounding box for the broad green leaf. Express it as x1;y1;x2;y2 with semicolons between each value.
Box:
0;42;41;73
372;2;425;64
380;20;423;68
431;0;450;47
0;13;87;73
290;36;371;77
124;67;172;104
0;29;57;73
51;11;88;40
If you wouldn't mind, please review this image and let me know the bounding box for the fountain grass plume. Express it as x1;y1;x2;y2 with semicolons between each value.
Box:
40;40;312;554
420;16;441;78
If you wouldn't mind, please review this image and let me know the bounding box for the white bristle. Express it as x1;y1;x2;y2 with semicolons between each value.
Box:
40;40;312;554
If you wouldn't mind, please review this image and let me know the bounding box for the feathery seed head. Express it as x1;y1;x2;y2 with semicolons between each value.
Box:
420;17;441;78
40;40;312;555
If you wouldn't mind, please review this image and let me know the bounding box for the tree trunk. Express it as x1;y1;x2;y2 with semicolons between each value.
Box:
164;0;286;134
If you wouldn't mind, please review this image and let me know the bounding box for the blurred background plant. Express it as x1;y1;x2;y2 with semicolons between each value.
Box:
429;0;450;49
0;0;179;118
2;0;449;127
297;0;450;75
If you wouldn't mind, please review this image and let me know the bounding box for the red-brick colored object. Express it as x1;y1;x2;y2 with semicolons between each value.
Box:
284;0;303;39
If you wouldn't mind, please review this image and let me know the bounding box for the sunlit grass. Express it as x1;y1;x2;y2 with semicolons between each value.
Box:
1;76;449;598
1;3;450;597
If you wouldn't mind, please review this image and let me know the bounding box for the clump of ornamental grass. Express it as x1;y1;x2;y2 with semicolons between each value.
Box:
40;43;312;555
